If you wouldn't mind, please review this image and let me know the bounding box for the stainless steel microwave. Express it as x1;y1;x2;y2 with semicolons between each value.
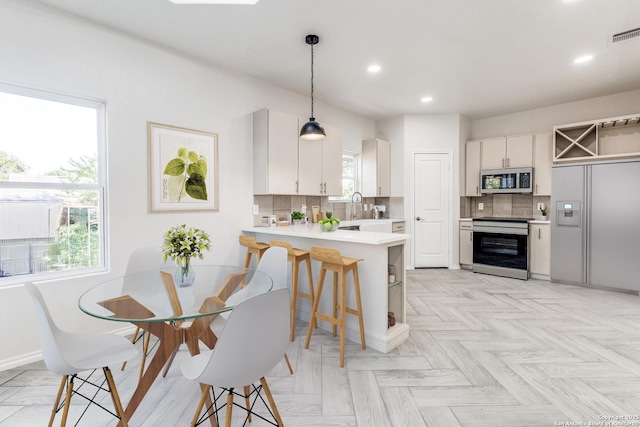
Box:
480;168;533;194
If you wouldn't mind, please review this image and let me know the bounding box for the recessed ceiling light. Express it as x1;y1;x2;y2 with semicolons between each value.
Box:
168;0;259;4
367;65;381;73
574;55;593;64
421;96;433;103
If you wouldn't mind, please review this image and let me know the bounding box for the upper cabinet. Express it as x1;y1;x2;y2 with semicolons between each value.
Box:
253;108;299;195
465;140;481;196
533;132;552;196
554;114;640;163
481;135;533;169
362;138;390;197
298;122;342;196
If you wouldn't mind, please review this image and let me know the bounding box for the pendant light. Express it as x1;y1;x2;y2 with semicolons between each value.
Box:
300;34;326;140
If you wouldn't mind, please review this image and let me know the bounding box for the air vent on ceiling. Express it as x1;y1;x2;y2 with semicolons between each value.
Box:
611;27;640;44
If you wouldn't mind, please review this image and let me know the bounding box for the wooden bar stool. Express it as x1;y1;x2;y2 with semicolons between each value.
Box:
239;235;270;270
270;240;317;341
304;246;366;368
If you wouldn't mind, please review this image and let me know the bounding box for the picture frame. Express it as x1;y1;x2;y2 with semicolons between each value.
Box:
148;122;219;212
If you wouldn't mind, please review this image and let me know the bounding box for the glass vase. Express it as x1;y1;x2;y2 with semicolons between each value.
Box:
174;257;195;287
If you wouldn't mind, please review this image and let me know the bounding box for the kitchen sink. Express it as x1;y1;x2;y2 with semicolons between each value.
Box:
337;225;360;231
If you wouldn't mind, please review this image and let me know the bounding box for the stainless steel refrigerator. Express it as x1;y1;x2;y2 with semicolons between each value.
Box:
551;159;640;292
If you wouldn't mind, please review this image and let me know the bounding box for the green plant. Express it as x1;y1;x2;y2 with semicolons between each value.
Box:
161;224;211;265
291;211;304;220
540;206;548;216
163;148;208;202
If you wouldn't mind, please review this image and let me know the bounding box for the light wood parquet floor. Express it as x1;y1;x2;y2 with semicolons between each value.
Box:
2;268;640;426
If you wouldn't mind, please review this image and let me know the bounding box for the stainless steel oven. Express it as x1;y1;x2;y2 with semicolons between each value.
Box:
472;218;530;280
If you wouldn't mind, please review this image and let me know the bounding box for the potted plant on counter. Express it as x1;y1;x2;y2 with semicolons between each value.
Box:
291;211;305;225
539;206;548;221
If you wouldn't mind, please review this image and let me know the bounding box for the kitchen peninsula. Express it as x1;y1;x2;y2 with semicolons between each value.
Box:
241;224;410;353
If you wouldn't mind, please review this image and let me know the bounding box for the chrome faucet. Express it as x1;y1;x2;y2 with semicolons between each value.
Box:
351;192;362;220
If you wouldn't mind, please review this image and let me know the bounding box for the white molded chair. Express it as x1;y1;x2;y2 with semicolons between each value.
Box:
181;288;290;427
121;246;165;379
25;282;138;427
222;246;293;374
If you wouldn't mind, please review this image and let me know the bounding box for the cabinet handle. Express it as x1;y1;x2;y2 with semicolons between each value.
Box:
296;180;299;193
470;233;473;241
507;158;510;167
476;186;479;195
378;186;381;196
538;228;541;239
502;158;505;168
324;182;327;193
535;184;538;194
320;183;323;193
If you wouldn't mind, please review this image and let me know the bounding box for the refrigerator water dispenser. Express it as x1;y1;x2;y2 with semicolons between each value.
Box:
556;201;581;227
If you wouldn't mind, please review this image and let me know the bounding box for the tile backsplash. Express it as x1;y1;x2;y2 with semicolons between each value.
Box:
461;194;551;220
253;195;404;226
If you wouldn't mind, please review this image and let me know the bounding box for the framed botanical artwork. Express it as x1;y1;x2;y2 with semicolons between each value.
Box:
148;122;219;212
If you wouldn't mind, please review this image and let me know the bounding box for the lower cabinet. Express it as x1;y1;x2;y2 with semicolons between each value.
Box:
459;220;473;267
529;223;550;276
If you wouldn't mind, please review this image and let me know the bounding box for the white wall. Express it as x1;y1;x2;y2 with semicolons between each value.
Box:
380;114;465;269
0;0;374;368
470;89;640;140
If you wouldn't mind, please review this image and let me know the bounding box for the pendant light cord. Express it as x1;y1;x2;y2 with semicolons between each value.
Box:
310;41;315;119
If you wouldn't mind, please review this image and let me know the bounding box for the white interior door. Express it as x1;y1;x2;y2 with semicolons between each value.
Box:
414;152;450;267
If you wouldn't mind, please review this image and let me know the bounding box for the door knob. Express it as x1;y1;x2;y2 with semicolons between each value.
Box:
415;216;421;221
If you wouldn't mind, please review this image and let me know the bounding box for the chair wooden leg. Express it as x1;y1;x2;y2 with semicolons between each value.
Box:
225;390;234;427
162;346;180;377
61;375;74;427
139;331;151;382
191;385;210;427
260;377;284;426
283;352;294;375
352;267;366;350
339;271;348;368
104;367;129;427
332;271;339;337
290;260;299;341
305;268;326;349
304;256;318;329
243;251;252;270
243;385;252;422
48;375;67;427
121;327;142;371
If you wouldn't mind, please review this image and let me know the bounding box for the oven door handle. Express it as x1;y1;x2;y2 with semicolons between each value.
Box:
472;225;528;235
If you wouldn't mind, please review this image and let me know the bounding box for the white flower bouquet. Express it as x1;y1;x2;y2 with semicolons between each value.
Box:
161;224;211;265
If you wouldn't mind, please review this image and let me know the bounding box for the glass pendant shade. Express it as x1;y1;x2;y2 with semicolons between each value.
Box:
300;118;326;140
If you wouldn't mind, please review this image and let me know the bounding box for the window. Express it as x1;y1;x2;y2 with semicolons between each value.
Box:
0;84;106;283
329;151;358;201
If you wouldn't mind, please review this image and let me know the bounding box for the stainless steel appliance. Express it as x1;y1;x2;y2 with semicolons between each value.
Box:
481;168;533;194
472;218;530;280
551;159;640;292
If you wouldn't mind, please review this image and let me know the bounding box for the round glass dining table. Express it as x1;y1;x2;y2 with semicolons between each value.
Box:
78;265;272;427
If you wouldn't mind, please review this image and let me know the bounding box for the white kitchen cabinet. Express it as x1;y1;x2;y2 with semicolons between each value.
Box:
529;222;550;276
253;108;299;195
298;122;342;196
362;138;390;197
465;140;481;196
533;132;552;196
459;220;473;267
482;135;533;169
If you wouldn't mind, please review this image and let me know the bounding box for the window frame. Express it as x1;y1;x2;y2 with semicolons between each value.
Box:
0;83;108;286
329;150;359;203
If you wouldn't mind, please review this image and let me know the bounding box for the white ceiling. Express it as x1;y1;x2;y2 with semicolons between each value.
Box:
35;0;640;121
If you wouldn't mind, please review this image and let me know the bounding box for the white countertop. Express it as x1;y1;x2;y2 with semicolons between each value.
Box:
242;224;410;245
